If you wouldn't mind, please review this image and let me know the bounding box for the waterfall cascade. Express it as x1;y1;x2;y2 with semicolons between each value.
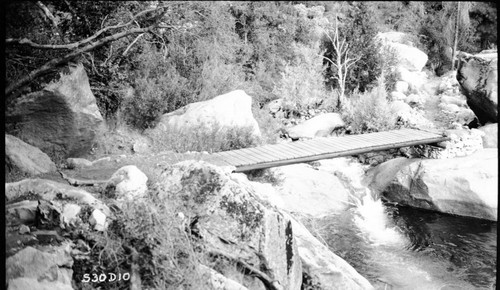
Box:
325;161;493;289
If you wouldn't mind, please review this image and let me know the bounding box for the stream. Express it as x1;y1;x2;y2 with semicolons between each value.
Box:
314;194;497;289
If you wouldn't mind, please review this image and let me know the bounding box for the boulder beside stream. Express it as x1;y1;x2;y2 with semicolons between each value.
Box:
365;149;498;221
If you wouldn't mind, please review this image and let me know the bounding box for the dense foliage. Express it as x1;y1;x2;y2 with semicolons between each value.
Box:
5;1;497;129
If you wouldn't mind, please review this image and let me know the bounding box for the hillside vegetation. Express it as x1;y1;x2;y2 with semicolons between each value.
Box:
5;1;497;139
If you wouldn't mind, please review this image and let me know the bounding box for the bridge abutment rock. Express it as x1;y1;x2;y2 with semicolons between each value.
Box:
366;149;498;221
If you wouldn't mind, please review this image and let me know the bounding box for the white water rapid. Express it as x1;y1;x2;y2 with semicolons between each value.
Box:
326;159;479;290
352;190;406;247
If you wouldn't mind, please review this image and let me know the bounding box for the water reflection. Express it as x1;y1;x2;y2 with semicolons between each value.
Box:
390;205;497;288
312;203;497;289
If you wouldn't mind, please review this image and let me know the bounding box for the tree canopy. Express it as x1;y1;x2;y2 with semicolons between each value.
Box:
5;1;497;128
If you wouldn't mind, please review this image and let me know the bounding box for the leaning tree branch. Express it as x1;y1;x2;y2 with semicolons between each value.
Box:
6;6;169;97
5;6;167;50
35;1;59;29
5;25;156;97
122;33;145;56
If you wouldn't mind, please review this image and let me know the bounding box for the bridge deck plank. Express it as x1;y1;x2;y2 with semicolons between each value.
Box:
201;129;448;171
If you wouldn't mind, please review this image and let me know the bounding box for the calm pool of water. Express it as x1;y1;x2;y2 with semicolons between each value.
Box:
314;200;497;289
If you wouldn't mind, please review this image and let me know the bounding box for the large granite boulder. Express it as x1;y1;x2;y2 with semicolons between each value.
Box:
5;64;103;162
285;212;374;290
236;161;374;289
5;134;57;175
246;163;351;218
456;51;498;124
156;160;302;290
365;149;498;221
287;113;345;139
376;32;428;72
155;90;261;139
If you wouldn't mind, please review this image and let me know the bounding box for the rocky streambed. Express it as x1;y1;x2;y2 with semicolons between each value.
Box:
4;33;498;289
5;142;497;289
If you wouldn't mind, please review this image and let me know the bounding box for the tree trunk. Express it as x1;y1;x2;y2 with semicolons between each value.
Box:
451;2;461;71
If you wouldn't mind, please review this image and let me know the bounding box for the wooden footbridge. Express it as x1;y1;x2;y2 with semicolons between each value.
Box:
203;128;450;172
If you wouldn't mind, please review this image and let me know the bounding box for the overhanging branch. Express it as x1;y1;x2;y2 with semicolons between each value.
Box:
6;6;168;50
5;6;169;97
5;26;155;96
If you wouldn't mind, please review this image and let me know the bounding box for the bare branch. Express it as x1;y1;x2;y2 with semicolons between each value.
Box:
101;14;109;29
5;38;74;50
122;33;145;56
6;25;157;96
319;54;335;65
6;6;169;50
35;1;59;29
102;45;114;66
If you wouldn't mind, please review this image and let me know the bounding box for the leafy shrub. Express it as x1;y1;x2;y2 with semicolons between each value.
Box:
342;75;397;134
196;59;246;102
252;104;284;144
75;192;207;289
272;43;328;117
378;44;401;93
325;2;384;94
121;44;192;130
147;122;260;153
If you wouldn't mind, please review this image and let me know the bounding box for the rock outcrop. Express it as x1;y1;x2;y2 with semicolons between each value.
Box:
6;200;39;226
237;159;374;289
5;179;110;227
154;90;261;139
457;51;498;124
5;64;104;162
287;113;345;139
6;243;74;290
286;213;374;290
245;163;351;218
376;32;428;72
6;134;57;175
6;179;101;205
366;149;498;221
156;160;302;290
